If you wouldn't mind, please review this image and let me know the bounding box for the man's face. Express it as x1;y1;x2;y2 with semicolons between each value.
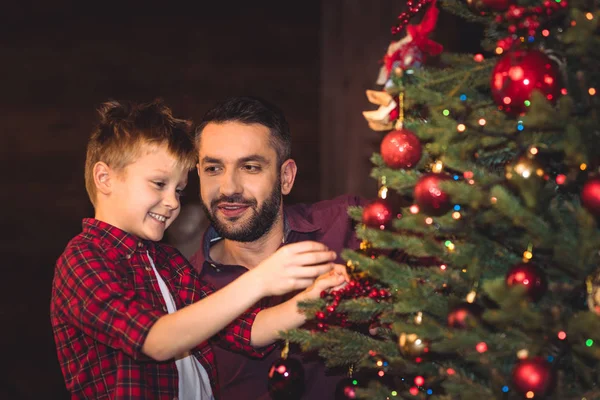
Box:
197;122;283;242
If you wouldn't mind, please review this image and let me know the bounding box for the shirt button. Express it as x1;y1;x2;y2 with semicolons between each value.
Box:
145;266;152;272
138;242;143;247
163;306;168;312
125;254;131;259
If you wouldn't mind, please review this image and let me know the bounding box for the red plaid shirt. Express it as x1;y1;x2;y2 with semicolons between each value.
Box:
51;218;265;400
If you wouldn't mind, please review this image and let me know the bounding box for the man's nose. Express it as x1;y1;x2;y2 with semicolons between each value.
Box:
219;170;242;196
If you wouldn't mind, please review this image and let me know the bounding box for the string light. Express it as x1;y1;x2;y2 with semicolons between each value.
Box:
432;160;444;172
580;163;588;171
589;88;596;96
443;109;450;116
457;123;466;132
466;291;476;303
425;217;433;225
474;54;484;62
452;212;461;219
414;376;425;386
410;205;420;214
586;339;594;347
542;29;550;36
496;47;503;55
490;196;497;204
526;391;535;399
529;147;538;155
558;331;567;340
586;12;593;20
409;387;419;396
440;264;447;271
476;342;488;353
517;349;529;359
478;118;486;126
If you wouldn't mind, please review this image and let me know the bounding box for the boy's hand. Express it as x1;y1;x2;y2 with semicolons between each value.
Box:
252;241;337;296
298;263;350;301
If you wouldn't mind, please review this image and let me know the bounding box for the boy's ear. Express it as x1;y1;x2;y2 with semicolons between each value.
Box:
93;162;113;195
280;159;297;195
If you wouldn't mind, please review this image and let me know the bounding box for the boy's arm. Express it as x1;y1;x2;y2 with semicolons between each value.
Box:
250;264;349;347
142;241;337;361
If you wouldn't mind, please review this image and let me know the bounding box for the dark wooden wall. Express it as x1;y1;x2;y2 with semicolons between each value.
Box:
1;1;480;398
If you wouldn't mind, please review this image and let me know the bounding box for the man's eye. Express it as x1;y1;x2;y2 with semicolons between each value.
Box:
204;166;220;174
243;165;261;172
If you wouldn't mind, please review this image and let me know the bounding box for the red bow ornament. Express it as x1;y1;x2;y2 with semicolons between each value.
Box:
376;0;444;85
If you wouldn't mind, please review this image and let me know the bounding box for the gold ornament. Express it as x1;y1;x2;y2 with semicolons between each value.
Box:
398;332;430;358
586;271;600;316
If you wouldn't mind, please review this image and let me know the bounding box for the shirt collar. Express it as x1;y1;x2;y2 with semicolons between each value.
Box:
82;218;154;258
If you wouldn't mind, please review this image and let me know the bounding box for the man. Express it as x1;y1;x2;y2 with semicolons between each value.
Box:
190;96;365;399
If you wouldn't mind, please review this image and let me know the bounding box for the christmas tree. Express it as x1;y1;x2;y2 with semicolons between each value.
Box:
277;0;600;398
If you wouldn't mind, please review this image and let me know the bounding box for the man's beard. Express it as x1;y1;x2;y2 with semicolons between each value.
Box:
202;180;282;243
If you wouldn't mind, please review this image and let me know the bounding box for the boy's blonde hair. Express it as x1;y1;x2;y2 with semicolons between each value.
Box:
84;99;197;207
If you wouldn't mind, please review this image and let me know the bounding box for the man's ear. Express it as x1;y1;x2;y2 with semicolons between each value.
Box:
93;162;114;196
280;159;297;195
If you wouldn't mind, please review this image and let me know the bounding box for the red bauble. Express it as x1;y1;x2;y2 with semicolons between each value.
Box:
380;128;422;169
491;49;561;115
505;263;548;301
334;377;358;400
466;0;515;12
512;357;555;396
268;358;305;400
581;177;600;217
413;173;452;216
362;199;393;229
447;302;484;329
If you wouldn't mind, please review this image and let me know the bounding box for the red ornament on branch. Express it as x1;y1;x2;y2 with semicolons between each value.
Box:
362;199;394;229
268;358;305;400
511;357;555;397
505;262;548;301
413;173;452;216
380;128;422;169
491;49;561;115
581;177;600;216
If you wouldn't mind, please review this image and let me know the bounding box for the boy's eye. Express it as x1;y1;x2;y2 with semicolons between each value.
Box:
153;181;166;188
176;188;185;197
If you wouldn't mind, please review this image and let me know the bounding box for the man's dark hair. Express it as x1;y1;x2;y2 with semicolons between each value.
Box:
194;96;292;166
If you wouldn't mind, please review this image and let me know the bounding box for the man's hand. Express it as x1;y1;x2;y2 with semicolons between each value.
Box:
251;241;337;297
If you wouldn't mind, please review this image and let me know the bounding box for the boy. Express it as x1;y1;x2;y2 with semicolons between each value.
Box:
50;99;347;399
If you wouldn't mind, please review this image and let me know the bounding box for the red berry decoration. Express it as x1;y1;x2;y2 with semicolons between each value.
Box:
581;177;600;217
268;357;305;400
362;199;393;229
335;377;358;400
447;302;484;329
413;173;452;216
505;263;548;302
491;49;561;115
512;357;555;397
380;128;422;169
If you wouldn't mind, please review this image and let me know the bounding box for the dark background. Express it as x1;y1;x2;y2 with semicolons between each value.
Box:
0;1;481;398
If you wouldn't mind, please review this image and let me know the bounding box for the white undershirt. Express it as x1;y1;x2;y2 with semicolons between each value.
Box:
147;252;214;400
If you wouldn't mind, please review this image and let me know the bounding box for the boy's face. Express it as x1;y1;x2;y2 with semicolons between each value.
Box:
197;121;284;242
102;144;188;241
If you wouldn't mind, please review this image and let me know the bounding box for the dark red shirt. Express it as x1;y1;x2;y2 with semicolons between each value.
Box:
190;195;365;400
51;218;266;400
